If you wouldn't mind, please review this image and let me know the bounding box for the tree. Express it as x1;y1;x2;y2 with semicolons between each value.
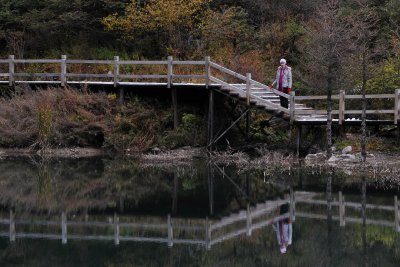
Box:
299;0;351;159
346;0;382;163
103;0;210;58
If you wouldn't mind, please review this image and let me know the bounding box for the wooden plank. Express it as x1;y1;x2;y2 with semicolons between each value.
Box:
395;196;399;232
61;55;67;86
66;73;113;78
113;56;119;88
167;56;173;89
339;191;345;226
395;89;400;124
173;60;205;65
295;95;339;100
346;94;395;99
344;110;395;115
246;203;252;236
114;213;120;245
61;212;67;244
9;55;14;86
294;110;332;115
250;79;269;90
118;60;167;65
205;56;210;89
167;214;173;247
209;61;246;81
66;59;114;64
14;73;61;78
13;59;61;63
172;74;207;79
119;74;167;79
9;210;15;242
290;92;295;124
246;73;251;106
339;90;345;125
205;217;211;250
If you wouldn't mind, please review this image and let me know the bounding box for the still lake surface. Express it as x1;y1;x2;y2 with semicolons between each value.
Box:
0;156;399;267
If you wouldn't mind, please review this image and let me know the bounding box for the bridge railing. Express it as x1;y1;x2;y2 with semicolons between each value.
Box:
1;192;398;248
294;90;400;124
0;55;210;88
1;56;399;124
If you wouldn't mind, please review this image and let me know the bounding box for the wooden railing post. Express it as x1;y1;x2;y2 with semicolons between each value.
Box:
246;203;252;236
113;56;119;88
167;56;173;89
114;212;120;245
290;187;295;222
9;210;16;242
246;73;251;106
61;212;67;244
205;217;211;250
290;91;296;124
339;90;345;125
205;56;210;89
339;191;346;226
395;196;399;232
9;55;14;87
395;89;400;125
167;214;173;247
61;55;67;87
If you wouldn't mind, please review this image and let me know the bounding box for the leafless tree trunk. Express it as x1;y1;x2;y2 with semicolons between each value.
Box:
5;31;25;59
299;0;351;159
347;0;382;163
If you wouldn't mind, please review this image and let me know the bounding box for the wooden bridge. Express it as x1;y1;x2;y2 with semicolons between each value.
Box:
1;55;399;146
1;191;399;249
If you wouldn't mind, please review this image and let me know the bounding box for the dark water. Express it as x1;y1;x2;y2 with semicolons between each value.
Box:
0;157;399;267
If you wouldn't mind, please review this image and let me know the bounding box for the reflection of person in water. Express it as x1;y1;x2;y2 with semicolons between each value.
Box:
272;202;292;254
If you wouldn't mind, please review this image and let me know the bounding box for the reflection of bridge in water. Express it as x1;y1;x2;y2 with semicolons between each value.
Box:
1;191;399;249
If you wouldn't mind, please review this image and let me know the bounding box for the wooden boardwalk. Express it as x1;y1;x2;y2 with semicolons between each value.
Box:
1;191;398;248
1;55;399;126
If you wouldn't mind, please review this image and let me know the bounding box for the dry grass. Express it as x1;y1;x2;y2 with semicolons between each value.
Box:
0;86;112;149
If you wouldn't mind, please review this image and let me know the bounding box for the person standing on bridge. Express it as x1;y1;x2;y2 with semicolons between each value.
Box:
268;58;292;109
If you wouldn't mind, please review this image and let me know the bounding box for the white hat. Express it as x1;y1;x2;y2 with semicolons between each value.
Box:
280;246;287;254
280;58;286;64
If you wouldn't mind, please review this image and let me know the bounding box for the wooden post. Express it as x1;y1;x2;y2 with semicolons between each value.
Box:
246;73;251;106
9;55;14;87
172;87;178;129
61;212;67;244
395;196;399;232
172;172;178;215
246;203;252;236
61;55;67;87
290;91;296;124
167;214;173;247
9;210;16;242
207;89;214;149
339;90;345;125
167;56;173;89
290;187;295;222
113;56;119;88
296;125;302;158
205;56;210;89
205;217;211;250
339;191;346;226
208;164;214;216
114;212;120;245
394;89;399;125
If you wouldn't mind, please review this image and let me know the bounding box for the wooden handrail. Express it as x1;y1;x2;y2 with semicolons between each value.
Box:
0;56;399;124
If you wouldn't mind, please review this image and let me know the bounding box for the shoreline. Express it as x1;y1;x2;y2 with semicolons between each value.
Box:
1;146;399;168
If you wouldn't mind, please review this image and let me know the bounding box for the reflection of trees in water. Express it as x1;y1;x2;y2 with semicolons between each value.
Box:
0;158;295;217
